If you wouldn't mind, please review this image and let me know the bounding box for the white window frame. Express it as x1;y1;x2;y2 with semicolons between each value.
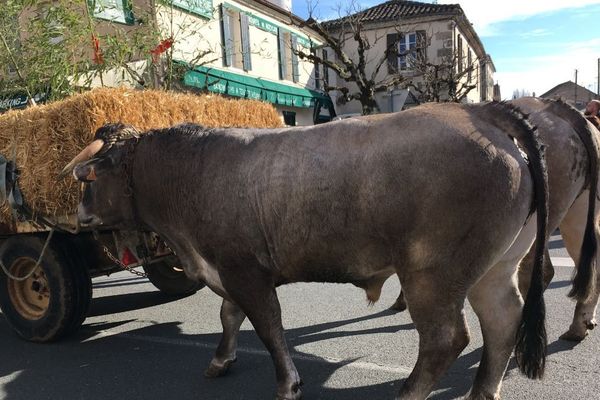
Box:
89;0;134;25
398;32;417;71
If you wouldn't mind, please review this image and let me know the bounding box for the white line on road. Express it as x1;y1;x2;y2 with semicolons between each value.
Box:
551;257;575;267
89;329;413;375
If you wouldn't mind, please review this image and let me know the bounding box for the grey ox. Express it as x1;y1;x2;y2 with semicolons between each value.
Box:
61;102;573;400
391;98;600;342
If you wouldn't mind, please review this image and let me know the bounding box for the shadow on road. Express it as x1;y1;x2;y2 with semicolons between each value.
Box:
0;292;487;400
88;291;193;317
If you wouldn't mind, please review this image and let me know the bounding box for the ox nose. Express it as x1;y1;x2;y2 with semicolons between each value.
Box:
77;204;99;226
73;163;97;182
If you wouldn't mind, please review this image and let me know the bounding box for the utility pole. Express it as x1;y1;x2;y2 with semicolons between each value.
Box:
597;58;599;97
575;69;578;104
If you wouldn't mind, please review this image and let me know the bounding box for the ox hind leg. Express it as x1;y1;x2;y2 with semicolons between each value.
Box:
559;193;600;340
219;264;302;400
205;299;246;377
396;269;470;400
467;261;523;400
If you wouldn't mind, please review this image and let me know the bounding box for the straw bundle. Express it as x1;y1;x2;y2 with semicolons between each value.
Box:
0;87;283;223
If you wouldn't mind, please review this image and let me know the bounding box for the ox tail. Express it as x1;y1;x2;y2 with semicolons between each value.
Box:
545;99;598;302
483;102;549;380
551;101;600;303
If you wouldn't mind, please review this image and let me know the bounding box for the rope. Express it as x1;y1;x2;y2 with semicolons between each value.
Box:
0;229;55;281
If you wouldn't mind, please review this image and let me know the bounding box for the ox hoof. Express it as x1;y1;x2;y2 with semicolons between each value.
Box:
276;380;303;400
464;390;498;400
586;319;597;330
559;329;587;342
389;300;407;313
204;357;237;378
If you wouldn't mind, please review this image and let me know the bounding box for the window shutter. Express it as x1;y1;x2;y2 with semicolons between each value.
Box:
322;49;329;85
416;30;426;63
240;13;252;71
221;6;232;67
291;35;299;83
312;47;320;89
387;33;399;73
278;28;287;80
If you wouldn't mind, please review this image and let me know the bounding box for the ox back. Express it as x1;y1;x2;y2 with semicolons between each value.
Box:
132;103;535;290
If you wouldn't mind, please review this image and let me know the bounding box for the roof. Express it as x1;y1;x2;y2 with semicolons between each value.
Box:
540;81;599;100
324;0;464;27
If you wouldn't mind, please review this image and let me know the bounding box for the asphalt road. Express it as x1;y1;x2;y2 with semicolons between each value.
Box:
1;232;598;400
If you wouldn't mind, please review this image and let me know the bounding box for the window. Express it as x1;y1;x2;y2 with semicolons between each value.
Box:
88;0;134;25
221;6;251;71
170;0;213;19
282;111;296;126
277;29;299;82
399;33;416;71
396;31;425;71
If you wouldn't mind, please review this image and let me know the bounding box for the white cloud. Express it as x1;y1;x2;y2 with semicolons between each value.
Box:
438;0;600;36
494;39;600;100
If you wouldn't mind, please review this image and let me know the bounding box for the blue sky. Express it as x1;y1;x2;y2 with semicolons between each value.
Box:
292;0;600;100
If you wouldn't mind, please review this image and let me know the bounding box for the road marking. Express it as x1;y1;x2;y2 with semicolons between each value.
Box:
551;257;575;267
89;329;412;375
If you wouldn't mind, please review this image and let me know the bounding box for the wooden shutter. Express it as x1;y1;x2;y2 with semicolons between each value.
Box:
291;35;299;83
416;30;426;63
387;33;399;73
278;28;287;80
312;47;320;89
322;49;329;85
221;6;232;67
240;13;252;71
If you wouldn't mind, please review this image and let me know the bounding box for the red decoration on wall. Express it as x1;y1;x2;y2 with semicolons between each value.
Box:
91;34;104;65
150;37;174;63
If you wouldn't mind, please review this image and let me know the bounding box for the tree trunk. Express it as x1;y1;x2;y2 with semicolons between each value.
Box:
361;96;380;115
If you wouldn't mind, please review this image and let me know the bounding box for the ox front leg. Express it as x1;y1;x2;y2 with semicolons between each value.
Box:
396;271;470;400
205;299;246;377
220;266;302;400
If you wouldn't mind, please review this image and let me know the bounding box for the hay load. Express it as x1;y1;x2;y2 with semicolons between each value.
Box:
0;87;283;224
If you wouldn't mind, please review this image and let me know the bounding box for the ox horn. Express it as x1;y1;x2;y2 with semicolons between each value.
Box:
58;139;104;180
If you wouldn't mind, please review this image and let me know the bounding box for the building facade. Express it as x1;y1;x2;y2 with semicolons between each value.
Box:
322;0;496;115
4;0;331;125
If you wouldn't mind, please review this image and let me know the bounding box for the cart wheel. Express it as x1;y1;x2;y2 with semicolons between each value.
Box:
0;235;85;342
143;257;203;296
58;238;92;336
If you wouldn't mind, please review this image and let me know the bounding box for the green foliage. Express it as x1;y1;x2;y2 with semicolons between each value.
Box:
0;0;217;102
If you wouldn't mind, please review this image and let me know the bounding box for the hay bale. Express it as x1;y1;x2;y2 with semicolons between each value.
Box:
0;87;283;223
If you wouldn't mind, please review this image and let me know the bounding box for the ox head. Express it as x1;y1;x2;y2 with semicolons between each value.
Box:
61;123;140;228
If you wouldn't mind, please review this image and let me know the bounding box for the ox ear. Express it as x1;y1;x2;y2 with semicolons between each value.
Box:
58;139;104;180
73;163;97;183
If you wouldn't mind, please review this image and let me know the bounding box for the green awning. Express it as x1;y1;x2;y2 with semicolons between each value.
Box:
182;65;330;109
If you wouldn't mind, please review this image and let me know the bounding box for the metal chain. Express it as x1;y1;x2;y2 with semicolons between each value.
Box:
0;229;55;281
101;244;147;277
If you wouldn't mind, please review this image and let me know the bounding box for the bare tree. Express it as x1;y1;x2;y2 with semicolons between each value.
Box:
292;3;413;115
402;36;478;103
